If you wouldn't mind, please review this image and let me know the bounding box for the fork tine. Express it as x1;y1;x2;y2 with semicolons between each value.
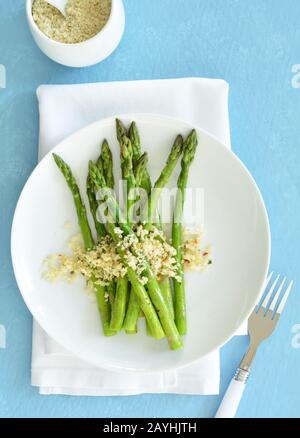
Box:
269;277;286;312
260;274;280;310
276;281;293;314
256;272;273;310
265;271;274;288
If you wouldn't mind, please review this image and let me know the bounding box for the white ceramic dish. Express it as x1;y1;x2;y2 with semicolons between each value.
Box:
26;0;125;67
11;114;270;372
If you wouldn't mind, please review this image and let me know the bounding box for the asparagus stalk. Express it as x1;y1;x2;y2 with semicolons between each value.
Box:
134;152;148;188
98;137;128;332
131;138;154;335
120;135;136;222
146;134;184;227
159;277;174;319
133;152;150;223
172;130;198;335
124;122;151;335
98;138;129;331
143;135;184;322
101;139;115;189
123;285;140;334
89;162;183;350
113;120;134;331
91;142;119;311
116;118;128;178
86;174;107;238
94;286;116;337
116;119;128;148
53;153;115;337
123;152;148;334
53;154;94;251
96;153;103;172
129;121;141;166
110;275;129;332
129;121;152;194
125;130;183;333
107;282;116;306
95;143;119;307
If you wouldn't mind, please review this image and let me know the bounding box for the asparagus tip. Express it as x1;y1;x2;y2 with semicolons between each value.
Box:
88;159;96;173
101;139;110;158
52;152;59;164
129;120;137;132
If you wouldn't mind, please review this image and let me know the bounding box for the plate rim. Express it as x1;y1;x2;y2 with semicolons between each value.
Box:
11;113;271;372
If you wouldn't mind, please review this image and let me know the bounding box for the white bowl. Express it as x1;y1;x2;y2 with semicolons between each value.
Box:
26;0;125;68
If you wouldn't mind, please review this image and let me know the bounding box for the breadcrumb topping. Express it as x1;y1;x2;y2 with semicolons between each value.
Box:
183;227;212;271
43;225;211;288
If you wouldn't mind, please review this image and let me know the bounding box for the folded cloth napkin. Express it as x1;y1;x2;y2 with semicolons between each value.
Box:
32;77;246;396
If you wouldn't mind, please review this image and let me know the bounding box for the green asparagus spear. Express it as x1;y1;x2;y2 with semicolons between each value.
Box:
94;285;116;337
119;126;149;335
159;277;174;319
110;275;129;331
88;139;116;237
116;118;128;145
89;143;118;319
52;153;115;337
116;118;128;176
129;121;152;194
123;152;148;334
128;126;152;334
125;267;165;340
89;162;183;349
134;152;148;188
115;122;135;329
120;135;136;223
123;285;140;334
172;130;198;336
101;139;115;189
97;144;119;308
129;121;141;165
142;135;184;323
99;140;117;307
86;174;107;238
107;281;116;306
146;135;184;227
99;138;128;331
126;131;182;333
96;155;103;172
53;153;94;251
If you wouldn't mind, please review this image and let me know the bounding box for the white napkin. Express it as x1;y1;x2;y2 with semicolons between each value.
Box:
32;77;246;396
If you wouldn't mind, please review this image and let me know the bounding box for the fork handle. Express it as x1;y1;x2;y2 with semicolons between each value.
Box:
215;368;250;418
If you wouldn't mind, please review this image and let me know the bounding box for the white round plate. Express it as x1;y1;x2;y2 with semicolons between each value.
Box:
11;114;270;372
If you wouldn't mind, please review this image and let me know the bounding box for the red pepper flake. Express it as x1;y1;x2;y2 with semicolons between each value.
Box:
203;251;208;256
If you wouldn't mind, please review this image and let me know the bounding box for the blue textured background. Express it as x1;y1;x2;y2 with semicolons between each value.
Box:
0;0;299;418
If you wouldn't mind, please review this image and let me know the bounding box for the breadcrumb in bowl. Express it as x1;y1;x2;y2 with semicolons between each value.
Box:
26;0;125;67
32;0;112;44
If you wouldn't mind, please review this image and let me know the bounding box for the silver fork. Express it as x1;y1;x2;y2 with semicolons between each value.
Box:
215;273;293;418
